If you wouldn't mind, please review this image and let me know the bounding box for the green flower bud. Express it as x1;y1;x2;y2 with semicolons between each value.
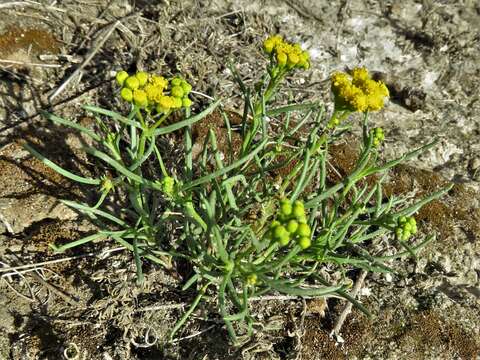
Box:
171;77;182;86
293;206;305;222
273;225;288;240
182;97;192;108
181;81;192;94
135;71;149;86
286;219;299;234
171;85;184;98
246;273;257;286
270;220;281;229
296;223;311;237
411;223;418;234
116;71;129;86
279;233;290;246
162;176;175;197
297;215;308;224
293;203;305;220
280;200;293;217
273;225;290;246
298;236;311;249
124;76;140;90
403;222;412;233
299;51;310;69
402;230;411;241
172;96;183;109
395;227;403;239
120;87;133;102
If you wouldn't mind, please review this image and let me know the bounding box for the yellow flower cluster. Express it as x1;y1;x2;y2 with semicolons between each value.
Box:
331;67;389;112
115;71;192;113
263;35;310;70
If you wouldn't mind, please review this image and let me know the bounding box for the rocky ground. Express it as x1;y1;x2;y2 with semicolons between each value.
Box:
0;1;479;359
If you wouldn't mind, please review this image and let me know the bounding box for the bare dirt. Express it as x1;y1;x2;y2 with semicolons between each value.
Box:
0;1;479;359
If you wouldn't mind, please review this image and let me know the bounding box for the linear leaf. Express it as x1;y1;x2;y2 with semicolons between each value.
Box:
23;143;101;185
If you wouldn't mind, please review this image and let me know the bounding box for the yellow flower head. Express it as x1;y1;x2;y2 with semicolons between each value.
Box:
150;75;168;90
277;51;287;66
144;83;162;103
331;67;389;113
124;76;140;90
263;35;310;71
172;96;183;109
133;89;148;107
135;71;149;86
158;95;175;110
120;87;133;102
299;51;310;69
287;52;299;67
263;35;283;53
117;71;193;114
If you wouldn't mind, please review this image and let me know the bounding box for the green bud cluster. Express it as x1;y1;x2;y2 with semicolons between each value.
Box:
246;273;258;286
100;175;114;193
161;176;175;198
266;199;312;249
371;127;385;147
395;216;417;241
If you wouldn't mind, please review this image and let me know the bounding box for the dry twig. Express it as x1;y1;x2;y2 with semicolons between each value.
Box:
332;270;368;336
0;59;62;68
49;20;120;101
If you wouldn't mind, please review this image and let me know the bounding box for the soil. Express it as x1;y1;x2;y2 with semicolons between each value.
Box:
0;1;479;359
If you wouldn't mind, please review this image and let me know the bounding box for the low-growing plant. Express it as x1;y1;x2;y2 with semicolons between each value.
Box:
25;34;451;344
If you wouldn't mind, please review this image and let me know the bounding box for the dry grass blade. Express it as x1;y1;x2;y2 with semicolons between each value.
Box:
49;20;120;101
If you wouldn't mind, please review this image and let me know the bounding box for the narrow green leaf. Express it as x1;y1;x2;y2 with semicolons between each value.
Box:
265;280;343;297
23;143;101;185
266;102;319;117
83;105;143;129
153;99;221;135
304;182;344;208
394;184;453;218
50;232;107;253
363;139;439;177
84;146;161;190
182;138;268;191
61;199;127;226
42;111;101;142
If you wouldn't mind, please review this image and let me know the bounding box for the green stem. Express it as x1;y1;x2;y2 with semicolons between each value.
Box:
150;111;172;132
137;132;148;160
252;242;279;265
133;236;144;284
169;283;210;340
184;201;208;231
242;69;286;154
